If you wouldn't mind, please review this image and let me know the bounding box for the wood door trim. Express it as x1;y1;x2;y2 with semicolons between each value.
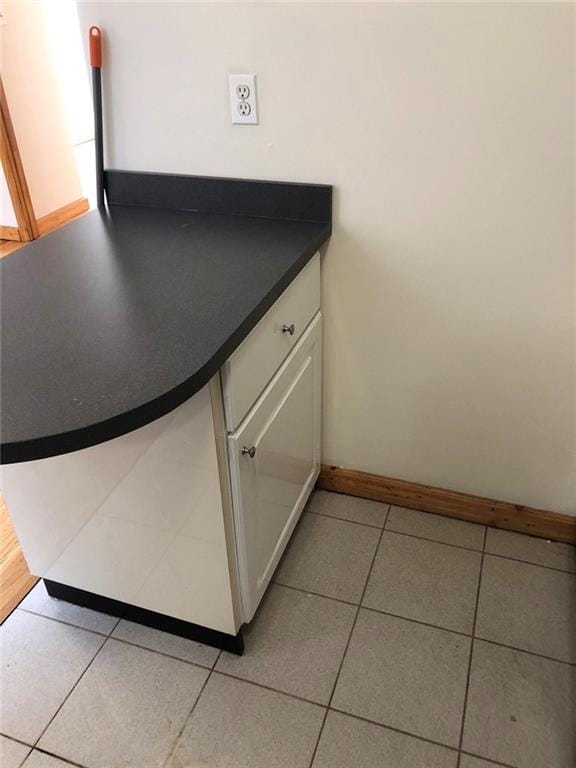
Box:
0;77;38;241
36;197;89;236
317;465;576;544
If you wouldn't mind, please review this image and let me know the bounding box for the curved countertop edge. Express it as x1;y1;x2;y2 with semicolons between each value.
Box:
1;232;329;465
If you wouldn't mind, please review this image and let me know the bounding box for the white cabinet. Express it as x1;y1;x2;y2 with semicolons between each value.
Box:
3;256;323;647
227;313;322;622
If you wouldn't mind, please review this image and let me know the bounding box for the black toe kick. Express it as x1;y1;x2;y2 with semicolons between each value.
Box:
43;580;244;655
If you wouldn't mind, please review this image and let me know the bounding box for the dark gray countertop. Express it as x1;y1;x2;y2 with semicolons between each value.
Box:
1;173;331;463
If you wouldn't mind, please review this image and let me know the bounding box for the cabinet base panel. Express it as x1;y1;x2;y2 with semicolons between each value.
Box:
43;579;244;655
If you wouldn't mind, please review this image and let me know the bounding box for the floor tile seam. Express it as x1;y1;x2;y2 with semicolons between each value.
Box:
213;668;328;708
29;745;89;768
305;508;384;529
359;604;473;639
482;550;576;576
381;526;485;554
326;706;461;754
31;635;109;751
160;657;218;768
271;580;360;607
101;634;219;671
473;636;576;667
306;525;388;768
382;504;391;527
15;607;114;637
456;526;487;764
0;732;34;749
459;749;520;768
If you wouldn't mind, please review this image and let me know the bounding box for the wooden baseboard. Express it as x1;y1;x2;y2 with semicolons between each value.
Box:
0;225;21;241
36;197;89;236
317;465;576;544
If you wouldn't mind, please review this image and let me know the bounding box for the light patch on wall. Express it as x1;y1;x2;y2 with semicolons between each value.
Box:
42;0;96;208
42;0;92;145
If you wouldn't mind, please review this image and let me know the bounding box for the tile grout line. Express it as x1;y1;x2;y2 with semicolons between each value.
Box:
0;733;34;750
100;634;219;671
460;750;519;768
483;550;576;576
271;581;359;607
30;635;110;755
29;745;89;768
326;706;461;755
383;523;486;554
305;508;384;529
360;604;473;639
306;505;391;768
208;668;327;708
472;637;576;667
15;607;117;637
160;649;222;768
455;525;487;768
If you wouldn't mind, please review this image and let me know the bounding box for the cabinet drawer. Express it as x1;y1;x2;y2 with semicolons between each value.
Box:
221;253;320;430
228;312;322;622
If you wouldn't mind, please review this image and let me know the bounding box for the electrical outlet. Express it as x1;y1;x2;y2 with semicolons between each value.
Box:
229;74;258;125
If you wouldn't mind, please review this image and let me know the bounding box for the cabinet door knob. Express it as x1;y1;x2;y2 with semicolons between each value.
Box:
281;323;295;336
242;446;256;458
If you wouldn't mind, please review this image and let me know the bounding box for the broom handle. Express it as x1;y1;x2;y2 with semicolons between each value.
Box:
89;26;105;209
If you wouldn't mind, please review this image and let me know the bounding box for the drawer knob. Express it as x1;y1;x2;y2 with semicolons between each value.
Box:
242;446;256;458
281;323;295;336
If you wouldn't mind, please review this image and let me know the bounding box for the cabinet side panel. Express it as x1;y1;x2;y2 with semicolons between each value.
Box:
1;387;238;635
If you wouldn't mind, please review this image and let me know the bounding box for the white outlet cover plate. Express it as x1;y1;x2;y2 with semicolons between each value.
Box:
229;74;258;125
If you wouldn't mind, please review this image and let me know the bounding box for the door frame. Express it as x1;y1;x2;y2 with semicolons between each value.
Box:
0;76;38;242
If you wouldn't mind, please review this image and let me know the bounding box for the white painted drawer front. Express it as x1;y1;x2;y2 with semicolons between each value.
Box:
222;253;320;430
228;312;322;622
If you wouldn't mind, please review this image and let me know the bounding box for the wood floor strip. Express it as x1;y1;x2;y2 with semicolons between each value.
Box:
0;496;37;623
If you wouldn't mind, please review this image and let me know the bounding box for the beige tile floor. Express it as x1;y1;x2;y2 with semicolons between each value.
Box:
1;490;575;768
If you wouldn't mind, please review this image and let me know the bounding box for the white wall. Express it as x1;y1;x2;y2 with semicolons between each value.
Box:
1;0;83;219
1;163;17;227
77;2;575;514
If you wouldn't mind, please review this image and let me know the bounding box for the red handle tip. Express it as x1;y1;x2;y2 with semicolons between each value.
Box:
89;26;102;68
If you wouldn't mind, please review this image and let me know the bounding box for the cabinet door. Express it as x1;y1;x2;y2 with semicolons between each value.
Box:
228;313;321;622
